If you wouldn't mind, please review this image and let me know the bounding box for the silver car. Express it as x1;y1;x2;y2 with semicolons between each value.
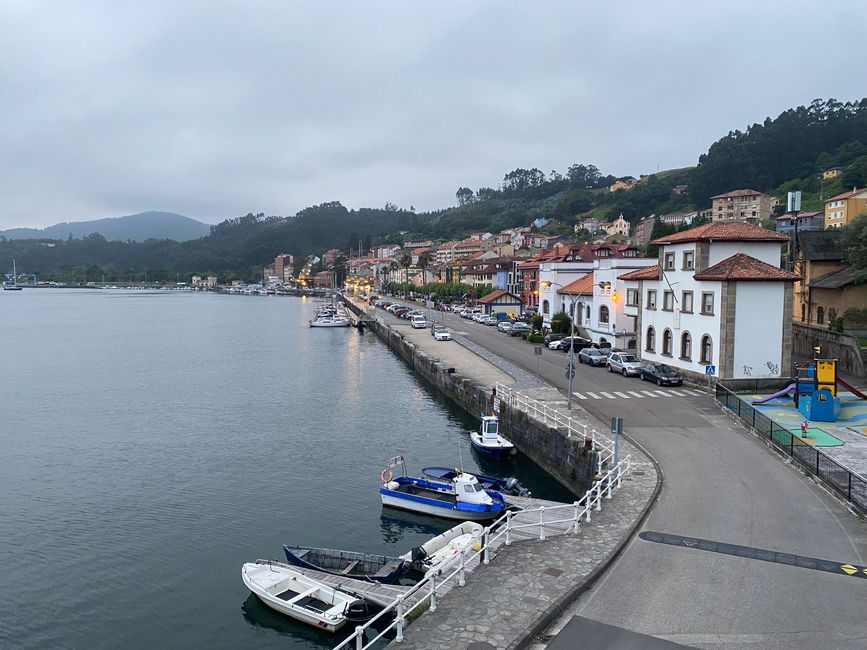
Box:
607;352;643;376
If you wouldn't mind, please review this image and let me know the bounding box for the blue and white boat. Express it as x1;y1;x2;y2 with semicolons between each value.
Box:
379;456;507;521
422;467;530;497
469;415;515;459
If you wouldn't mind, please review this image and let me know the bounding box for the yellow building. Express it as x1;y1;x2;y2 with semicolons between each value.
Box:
824;188;867;229
822;167;842;180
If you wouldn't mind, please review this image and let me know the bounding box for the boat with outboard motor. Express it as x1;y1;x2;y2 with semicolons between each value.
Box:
399;521;484;574
241;559;373;632
379;456;507;521
281;546;406;584
422;467;530;497
469;414;515;458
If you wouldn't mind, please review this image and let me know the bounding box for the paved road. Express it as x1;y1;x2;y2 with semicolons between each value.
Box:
387;307;867;649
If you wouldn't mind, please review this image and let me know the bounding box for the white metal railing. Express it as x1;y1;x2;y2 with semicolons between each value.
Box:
494;383;617;468
332;457;632;650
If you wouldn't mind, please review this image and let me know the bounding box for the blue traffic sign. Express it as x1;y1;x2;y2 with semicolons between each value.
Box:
705;365;716;375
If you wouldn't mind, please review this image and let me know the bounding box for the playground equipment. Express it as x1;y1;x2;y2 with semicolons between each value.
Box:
751;358;867;422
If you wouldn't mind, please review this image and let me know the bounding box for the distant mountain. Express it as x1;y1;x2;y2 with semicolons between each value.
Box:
0;211;211;242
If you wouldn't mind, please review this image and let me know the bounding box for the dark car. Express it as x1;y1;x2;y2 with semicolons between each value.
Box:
543;332;567;345
577;347;610;366
639;363;684;386
507;322;532;337
556;336;592;352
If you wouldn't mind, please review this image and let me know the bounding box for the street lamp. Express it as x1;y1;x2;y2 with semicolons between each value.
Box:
541;280;577;410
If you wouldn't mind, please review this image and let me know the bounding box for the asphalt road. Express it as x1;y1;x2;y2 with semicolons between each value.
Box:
389;307;867;649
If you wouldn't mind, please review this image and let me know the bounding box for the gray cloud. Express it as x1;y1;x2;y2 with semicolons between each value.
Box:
1;0;864;228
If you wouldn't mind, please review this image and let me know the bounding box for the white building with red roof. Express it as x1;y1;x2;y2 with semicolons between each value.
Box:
618;222;798;381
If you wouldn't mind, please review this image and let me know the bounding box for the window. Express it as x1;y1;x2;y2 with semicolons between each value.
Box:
801;303;806;321
680;332;692;360
682;291;694;313
542;299;550;315
663;290;674;311
664;253;675;270
599;305;610;323
586;304;590;320
683;251;694;270
817;306;824;325
647;290;657;310
701;292;714;315
829;308;837;322
662;329;673;356
700;335;713;364
646;326;655;352
626;288;639;306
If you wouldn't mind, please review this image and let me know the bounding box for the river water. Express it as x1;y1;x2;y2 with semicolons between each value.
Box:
0;290;572;649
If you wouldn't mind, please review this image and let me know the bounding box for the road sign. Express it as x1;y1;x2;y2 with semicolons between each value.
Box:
534;346;543;356
704;365;716;375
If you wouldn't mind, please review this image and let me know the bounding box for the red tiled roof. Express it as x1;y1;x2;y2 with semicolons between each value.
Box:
711;188;765;199
693;253;799;282
650;221;788;245
574;243;643;261
826;188;864;202
478;289;523;304
556;274;594;295
775;211;821;221
618;266;660;281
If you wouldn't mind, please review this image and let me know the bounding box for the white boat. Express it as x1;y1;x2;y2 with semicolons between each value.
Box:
469;415;515;458
241;560;371;632
309;316;350;328
399;521;484;574
3;259;23;291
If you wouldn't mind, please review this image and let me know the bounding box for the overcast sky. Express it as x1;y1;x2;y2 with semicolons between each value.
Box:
1;0;864;229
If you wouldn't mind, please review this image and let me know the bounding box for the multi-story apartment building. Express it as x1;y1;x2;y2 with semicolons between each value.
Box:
774;211;824;235
711;189;773;223
618;222;797;381
823;188;867;229
274;253;294;283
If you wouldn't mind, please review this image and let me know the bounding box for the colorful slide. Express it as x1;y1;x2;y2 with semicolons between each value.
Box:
837;377;867;400
751;384;796;405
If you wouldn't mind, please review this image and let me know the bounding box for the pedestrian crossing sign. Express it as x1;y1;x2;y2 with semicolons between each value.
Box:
705;365;716;375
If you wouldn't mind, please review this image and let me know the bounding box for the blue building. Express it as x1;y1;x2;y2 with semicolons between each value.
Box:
775;211;824;235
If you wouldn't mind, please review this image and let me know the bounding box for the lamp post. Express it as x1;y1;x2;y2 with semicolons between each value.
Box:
541;280;577;409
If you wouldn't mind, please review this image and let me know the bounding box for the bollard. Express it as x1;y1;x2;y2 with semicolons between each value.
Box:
355;626;364;650
505;511;512;546
483;529;490;564
429;572;437;611
595;482;602;511
539;506;546;541
459;549;466;587
606;474;613;499
395;600;404;642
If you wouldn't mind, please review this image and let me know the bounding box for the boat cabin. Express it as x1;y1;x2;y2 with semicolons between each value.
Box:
480;415;500;442
453;473;493;506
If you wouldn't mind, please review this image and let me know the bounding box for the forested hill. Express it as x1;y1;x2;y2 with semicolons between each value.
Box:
2;97;867;282
0;211;210;242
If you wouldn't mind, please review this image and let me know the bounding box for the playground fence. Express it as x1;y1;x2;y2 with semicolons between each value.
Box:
716;383;867;515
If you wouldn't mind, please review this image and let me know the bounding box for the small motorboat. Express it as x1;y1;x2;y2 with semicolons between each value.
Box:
469;415;515;459
379;456;507;521
309;316;350;327
422;467;530;497
282;546;406;584
241;560;372;633
400;521;484;574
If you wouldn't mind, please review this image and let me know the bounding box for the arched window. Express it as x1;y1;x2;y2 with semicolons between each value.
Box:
817;306;824;324
662;329;673;356
646;326;655;352
542;299;550;315
700;335;713;364
801;303;806;321
680;332;692;360
599;305;609;323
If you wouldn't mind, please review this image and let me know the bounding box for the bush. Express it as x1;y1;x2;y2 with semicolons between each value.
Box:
531;314;544;332
829;317;845;333
527;333;545;344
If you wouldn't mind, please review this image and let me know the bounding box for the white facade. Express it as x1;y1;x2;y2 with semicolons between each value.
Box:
587;258;657;349
537;262;593;326
732;283;786;378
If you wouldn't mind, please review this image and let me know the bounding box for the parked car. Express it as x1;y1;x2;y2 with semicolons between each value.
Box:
507;322;532;337
577;347;611;367
607;352;644;376
433;329;452;341
639;363;684;386
483;315;498;325
544;332;566;345
410;315;427;329
555;336;592;352
497;321;514;333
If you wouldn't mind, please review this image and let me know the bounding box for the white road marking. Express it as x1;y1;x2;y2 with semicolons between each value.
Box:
628;391;645;398
668;390;687;396
586;391;601;399
600;391;617;399
613;391;631;399
655;390;673;397
689;389;706;396
573;392;587;400
641;390;658;397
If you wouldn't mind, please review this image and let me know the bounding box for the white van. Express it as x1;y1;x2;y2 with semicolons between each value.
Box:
410;314;428;329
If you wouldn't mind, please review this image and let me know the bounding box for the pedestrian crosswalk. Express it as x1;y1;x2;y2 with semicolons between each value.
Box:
573;387;706;400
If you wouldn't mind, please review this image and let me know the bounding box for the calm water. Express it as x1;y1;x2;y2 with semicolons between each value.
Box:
0;289;571;649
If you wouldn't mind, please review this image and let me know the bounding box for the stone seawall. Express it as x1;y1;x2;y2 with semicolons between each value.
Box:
347;301;598;495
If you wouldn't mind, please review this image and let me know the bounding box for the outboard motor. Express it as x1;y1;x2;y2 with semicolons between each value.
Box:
344;599;373;622
409;545;428;567
503;477;530;497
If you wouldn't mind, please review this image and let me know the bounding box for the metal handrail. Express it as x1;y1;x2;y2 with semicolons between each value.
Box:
332;456;632;650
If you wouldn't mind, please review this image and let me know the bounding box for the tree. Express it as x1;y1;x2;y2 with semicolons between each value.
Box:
550;310;572;334
399;251;412;295
417;251;432;284
456;187;475;206
841;213;867;284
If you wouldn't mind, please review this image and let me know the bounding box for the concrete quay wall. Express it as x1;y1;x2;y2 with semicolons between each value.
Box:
346;301;598;495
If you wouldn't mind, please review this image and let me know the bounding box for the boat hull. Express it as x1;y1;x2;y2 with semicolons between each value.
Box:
379;477;506;521
282;546;405;584
469;433;516;458
380;492;501;520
